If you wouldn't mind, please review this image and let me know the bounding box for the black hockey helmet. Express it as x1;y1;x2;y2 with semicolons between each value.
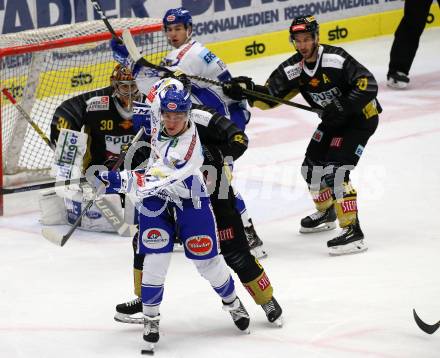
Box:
289;15;319;41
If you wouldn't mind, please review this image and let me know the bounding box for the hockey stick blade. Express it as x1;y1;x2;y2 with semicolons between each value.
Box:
122;29;142;62
413;309;440;334
41;227;65;246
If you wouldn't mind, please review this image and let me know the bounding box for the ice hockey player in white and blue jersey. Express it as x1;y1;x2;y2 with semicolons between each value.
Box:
111;7;267;258
94;79;250;352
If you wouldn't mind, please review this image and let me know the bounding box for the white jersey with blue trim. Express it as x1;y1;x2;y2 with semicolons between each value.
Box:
133;78;206;200
135;40;250;130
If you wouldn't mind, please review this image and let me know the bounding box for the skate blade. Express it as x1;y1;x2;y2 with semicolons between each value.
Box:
300;222;336;234
328;240;368;256
141;343;155;355
271;316;284;328
114;313;143;324
387;79;408;90
250;246;268;260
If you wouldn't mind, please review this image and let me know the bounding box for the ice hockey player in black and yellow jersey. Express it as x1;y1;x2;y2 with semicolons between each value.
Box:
223;15;381;256
50;64;142;168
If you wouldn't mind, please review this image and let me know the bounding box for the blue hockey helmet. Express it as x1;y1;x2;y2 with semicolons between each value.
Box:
159;86;192;113
163;8;193;29
289;15;319;41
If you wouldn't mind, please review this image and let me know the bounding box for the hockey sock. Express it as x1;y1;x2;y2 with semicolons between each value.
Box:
311;187;333;212
333;181;358;227
193;256;237;303
243;271;274;305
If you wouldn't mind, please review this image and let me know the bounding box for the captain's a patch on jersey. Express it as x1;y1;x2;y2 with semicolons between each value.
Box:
199;48;218;64
87;96;110;111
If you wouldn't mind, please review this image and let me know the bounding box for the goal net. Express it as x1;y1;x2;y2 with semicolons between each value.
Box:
0;18;171;214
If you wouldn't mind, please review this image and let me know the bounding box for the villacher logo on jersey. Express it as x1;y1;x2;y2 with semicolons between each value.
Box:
328;25;348;41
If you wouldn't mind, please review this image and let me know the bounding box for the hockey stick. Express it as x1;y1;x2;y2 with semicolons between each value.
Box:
413;309;440;334
1;86;55;150
42;127;145;247
120;29;322;115
89;0;120;41
1;177;88;195
1;85;135;237
88;2;320;116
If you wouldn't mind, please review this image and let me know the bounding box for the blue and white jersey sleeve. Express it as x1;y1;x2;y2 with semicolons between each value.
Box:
162;41;237;117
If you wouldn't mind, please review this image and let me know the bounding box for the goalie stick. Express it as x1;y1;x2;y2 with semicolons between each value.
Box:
1;86;55;150
413;309;440;334
1;177;88;195
0;85;136;238
42;127;145;247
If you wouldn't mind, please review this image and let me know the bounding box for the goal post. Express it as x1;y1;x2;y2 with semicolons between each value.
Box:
0;18;170;215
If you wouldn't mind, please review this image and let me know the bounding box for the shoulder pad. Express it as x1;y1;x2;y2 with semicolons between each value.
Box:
321;47;346;69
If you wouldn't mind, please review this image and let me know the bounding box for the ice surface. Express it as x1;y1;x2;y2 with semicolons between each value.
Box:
1;28;440;358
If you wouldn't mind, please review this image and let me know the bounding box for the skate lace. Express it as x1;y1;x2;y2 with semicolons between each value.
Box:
262;299;276;315
224;299;249;321
126;297;142;307
310;210;326;221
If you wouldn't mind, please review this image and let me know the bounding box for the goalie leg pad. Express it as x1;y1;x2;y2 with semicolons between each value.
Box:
39;189;68;225
81;194;123;232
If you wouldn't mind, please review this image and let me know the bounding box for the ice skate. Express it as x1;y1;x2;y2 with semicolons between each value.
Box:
327;220;367;256
387;71;409;89
300;205;336;233
141;315;160;354
261;296;283;327
223;297;250;333
245;219;267;259
114;297;143;324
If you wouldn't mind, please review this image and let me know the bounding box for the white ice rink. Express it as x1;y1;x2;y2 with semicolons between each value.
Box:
1;28;440;358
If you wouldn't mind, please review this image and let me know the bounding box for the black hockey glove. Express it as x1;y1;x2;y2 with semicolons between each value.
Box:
170;70;191;91
321;98;351;127
222;76;255;101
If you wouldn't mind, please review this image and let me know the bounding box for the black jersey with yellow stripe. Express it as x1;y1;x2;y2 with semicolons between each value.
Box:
50;86;137;168
254;44;381;128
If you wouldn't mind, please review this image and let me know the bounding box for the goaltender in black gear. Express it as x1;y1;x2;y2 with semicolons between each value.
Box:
44;65;144;233
223;15;381;256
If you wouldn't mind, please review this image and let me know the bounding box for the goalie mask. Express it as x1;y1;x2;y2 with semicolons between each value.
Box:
111;64;140;111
